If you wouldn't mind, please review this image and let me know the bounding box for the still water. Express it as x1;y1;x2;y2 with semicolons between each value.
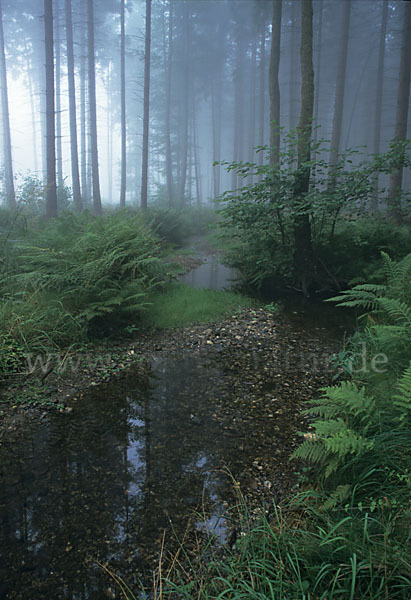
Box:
0;258;350;598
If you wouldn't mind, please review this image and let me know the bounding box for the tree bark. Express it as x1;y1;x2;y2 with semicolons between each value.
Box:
44;0;57;218
293;0;314;296
65;0;82;211
141;0;152;210
313;0;323;144
55;0;63;190
87;0;102;215
165;0;174;206
370;0;388;212
388;0;411;224
0;0;15;209
80;11;88;204
120;0;126;208
269;0;282;166
177;1;189;205
258;18;266;179
329;0;350;172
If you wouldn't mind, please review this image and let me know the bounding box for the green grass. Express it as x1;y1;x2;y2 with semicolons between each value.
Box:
142;282;256;329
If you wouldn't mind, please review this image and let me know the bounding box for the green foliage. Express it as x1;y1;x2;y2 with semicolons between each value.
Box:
328;252;411;373
0;212;165;366
142;281;255;329
216;138;411;290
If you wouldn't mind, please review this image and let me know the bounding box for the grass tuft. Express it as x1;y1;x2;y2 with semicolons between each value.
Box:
142;282;256;329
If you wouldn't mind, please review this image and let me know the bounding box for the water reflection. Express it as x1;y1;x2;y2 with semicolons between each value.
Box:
182;256;238;290
0;356;242;599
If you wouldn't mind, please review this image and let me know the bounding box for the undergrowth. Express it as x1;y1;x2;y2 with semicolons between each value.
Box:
0;211;166;379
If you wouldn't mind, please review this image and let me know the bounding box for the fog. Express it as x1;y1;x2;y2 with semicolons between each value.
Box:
0;0;410;208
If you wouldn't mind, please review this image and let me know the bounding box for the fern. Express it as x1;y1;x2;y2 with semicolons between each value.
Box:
393;361;411;421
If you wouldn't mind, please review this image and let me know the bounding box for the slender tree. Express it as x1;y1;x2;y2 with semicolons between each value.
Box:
65;0;82;210
258;16;266;178
164;0;174;206
120;0;126;208
141;0;152;210
87;0;102;215
269;0;282;166
388;0;411;224
0;0;15;209
329;0;351;173
44;0;57;218
55;0;63;190
293;0;314;296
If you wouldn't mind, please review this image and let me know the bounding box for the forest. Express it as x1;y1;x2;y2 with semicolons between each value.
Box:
0;0;410;598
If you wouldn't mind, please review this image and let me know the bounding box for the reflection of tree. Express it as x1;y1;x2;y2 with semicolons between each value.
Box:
0;355;257;597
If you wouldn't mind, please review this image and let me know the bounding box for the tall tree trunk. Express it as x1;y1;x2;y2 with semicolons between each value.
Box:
106;62;113;204
211;67;222;197
258;18;266;179
269;0;282;166
313;0;323;144
329;0;350;173
248;37;257;184
141;0;152;210
164;0;174;206
65;0;82;211
87;0;102;215
388;1;411;224
55;0;63;190
177;1;189;204
44;0;57;218
371;0;388;212
232;33;245;189
0;0;15;209
80;16;88;204
288;0;298;131
120;0;126;208
293;0;314;296
26;52;39;174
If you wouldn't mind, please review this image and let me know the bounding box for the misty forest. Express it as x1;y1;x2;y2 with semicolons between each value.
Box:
0;0;410;598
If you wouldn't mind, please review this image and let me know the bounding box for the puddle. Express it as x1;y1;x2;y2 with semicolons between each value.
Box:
0;350;297;599
181;255;238;290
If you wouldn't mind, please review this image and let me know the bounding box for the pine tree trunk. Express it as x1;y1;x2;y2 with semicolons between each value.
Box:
44;0;57;218
87;0;102;215
288;1;298;131
106;62;113;204
177;1;189;205
313;0;323;144
329;0;350;173
258;18;266;179
141;0;152;210
248;37;257;184
165;0;174;206
293;0;314;296
120;0;126;208
371;0;388;212
26;51;39;174
269;0;282;166
388;1;411;224
211;66;222;198
0;0;15;209
55;0;63;190
65;0;82;211
80;15;88;204
232;34;245;190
